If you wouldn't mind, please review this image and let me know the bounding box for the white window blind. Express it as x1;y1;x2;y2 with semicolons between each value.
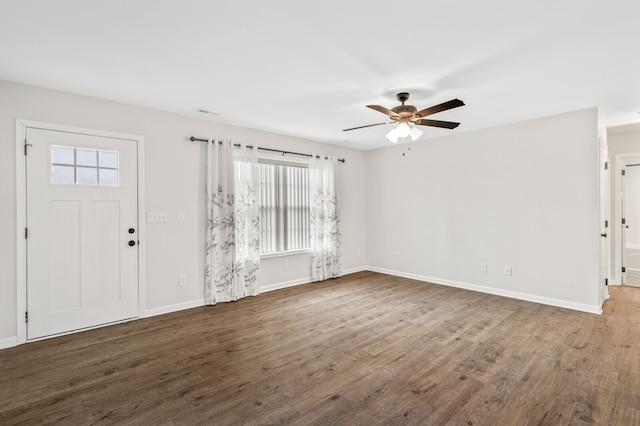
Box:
258;160;310;254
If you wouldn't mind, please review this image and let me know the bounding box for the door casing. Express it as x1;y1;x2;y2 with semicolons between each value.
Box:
599;136;610;305
15;119;146;344
613;152;640;285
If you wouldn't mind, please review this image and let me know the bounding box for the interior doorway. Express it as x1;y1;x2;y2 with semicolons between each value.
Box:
620;156;640;287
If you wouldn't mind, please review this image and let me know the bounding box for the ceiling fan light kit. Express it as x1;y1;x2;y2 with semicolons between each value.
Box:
385;123;423;143
344;92;465;143
409;125;423;140
395;122;411;138
385;128;400;144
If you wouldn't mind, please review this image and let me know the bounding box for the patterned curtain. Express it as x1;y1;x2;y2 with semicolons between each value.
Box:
205;139;260;304
309;154;341;281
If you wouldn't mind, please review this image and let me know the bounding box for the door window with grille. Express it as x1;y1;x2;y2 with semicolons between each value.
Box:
51;145;119;186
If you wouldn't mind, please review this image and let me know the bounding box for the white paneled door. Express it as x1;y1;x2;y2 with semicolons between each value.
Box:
26;127;139;339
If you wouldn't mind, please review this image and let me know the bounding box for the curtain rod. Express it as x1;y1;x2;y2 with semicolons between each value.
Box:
189;136;345;163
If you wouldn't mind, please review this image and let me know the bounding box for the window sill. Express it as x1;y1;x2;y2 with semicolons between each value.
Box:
261;249;311;259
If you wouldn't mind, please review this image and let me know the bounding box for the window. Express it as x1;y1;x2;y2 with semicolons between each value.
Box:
258;160;310;254
51;145;119;186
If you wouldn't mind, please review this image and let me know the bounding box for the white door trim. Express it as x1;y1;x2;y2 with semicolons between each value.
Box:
15;119;146;344
613;152;640;285
598;136;610;305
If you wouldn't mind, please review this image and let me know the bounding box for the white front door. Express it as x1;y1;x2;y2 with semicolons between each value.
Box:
26;127;139;339
622;158;640;287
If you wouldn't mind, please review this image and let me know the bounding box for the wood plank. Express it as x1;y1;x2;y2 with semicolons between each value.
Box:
0;272;639;424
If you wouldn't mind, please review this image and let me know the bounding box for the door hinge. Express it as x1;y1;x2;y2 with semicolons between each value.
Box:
605;162;608;170
605;220;608;228
605;278;609;286
25;228;28;239
622;218;626;225
25;311;28;323
622;266;626;273
622;169;626;176
24;139;32;155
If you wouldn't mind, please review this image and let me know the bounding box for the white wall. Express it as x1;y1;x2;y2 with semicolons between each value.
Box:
365;108;602;312
0;80;367;345
0;78;605;347
608;123;640;154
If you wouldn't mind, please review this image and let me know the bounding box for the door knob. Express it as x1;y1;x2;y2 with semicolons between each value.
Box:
128;228;135;234
601;233;607;238
128;240;136;247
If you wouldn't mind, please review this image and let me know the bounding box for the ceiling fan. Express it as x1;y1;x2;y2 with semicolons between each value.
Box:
343;92;465;142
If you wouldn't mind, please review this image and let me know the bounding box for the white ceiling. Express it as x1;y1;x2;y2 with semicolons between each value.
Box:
1;0;639;150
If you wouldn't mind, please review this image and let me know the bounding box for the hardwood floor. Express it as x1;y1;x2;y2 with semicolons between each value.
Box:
1;271;639;425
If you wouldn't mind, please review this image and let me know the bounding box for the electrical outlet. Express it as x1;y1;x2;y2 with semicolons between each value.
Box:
504;266;512;276
178;274;186;287
177;211;185;223
480;263;488;273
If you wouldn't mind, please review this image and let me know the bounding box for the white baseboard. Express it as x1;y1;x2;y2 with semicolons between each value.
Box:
342;266;367;275
366;266;602;315
3;267;370;349
143;299;205;318
260;265;368;293
0;336;17;350
260;277;312;293
4;265;599;351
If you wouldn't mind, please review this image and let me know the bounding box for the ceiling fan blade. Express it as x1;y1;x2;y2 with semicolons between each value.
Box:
415;98;465;118
343;122;393;131
414;119;460;129
367;105;399;118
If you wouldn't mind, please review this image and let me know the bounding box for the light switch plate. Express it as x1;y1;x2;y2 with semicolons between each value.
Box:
146;211;168;223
